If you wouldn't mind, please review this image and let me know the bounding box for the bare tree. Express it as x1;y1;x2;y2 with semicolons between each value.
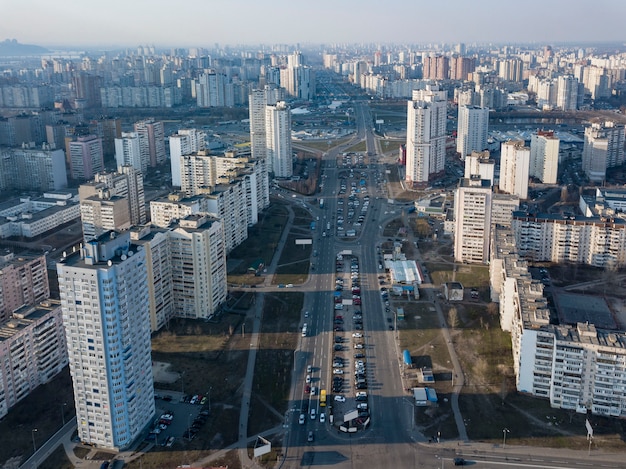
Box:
448;306;458;328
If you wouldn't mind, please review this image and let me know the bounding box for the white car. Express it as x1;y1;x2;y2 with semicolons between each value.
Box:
305;311;309;318
320;413;326;423
334;395;346;403
333;369;344;375
307;364;312;373
305;374;311;384
310;408;316;420
299;413;305;424
354;343;364;349
352;332;363;338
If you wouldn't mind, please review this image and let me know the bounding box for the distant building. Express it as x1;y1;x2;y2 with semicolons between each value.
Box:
582;121;625;183
499;140;530;199
69;135;104;181
115;132;145;173
530;131;560;184
464;150;495;186
265;101;293;178
456;105;489;159
405;86;447;185
169;128;206;187
134;118;166;168
0;145;67;192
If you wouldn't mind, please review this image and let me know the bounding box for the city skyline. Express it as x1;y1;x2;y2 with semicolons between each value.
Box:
2;0;626;49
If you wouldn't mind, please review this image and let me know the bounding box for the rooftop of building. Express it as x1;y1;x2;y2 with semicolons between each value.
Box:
0;300;61;342
554;293;617;330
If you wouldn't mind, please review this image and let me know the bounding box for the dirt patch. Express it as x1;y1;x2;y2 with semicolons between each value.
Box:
152;361;180;384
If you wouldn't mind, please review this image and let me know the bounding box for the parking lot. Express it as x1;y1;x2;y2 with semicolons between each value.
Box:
148;391;210;447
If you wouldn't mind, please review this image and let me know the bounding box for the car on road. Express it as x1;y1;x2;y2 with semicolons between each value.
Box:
307;431;314;442
310;408;316;420
453;458;466;466
311;386;317;395
320;413;326;423
299;414;305;425
305;385;311;394
307;365;312;373
305;374;311;383
305;311;309;317
334;395;346;402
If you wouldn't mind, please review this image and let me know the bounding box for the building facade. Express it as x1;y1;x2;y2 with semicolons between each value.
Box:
454;177;492;264
530;131;560;184
405;86;447;185
69;135;104;181
499;140;530;199
265;101;292;178
456;105;489;159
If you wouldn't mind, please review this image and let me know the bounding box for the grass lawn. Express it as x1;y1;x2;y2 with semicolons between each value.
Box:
344;141;367;153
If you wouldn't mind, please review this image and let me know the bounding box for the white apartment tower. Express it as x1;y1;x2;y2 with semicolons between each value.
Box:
499;140;530;199
454;177;493;264
134;119;166;168
582;121;626;183
265;101;292;178
464;150;495;186
115;132;145;173
168;215;227;319
530;131;560;184
405;86;447;185
57;232;154;450
79;166;146;241
249;85;282;162
456;105;489;159
556;75;579;111
169;128;207;187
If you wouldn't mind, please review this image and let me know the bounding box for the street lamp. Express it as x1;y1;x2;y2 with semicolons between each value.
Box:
31;428;38;452
208;387;212;413
61;402;67;426
187;413;193;441
502;428;510;448
181;371;186;398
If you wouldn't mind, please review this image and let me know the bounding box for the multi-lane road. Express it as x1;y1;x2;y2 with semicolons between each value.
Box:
278;99;626;469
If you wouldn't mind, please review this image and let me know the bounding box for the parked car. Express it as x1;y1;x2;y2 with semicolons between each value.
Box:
334;395;346;403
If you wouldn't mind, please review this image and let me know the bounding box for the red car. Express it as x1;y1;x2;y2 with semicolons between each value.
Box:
305;385;311;394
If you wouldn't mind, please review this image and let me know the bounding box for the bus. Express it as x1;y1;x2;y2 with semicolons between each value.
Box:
320;389;327;407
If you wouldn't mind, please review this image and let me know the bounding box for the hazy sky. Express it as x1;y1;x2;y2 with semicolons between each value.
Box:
2;0;625;49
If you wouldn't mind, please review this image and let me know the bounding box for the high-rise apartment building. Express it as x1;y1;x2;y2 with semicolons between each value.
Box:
168;215;227;319
556;75;579;111
405;86;447;185
169;129;206;187
205;183;249;254
69;135;104;181
265;101;292;178
134;119;166;168
115;132;145;173
196;71;233;107
423;56;449;80
582;121;626;183
449;56;475;81
456;105;489;159
79;166;146;241
0;300;68;420
249;85;283;162
499;140;530;199
0;253;49;323
464;150;495;186
454;177;493;264
0;145;67;192
497;58;524;82
57;232;154;450
529;130;560;184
